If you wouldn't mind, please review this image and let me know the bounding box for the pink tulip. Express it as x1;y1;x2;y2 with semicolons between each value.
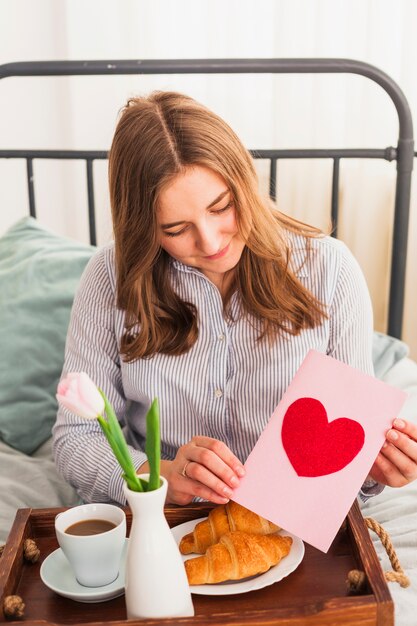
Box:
57;372;105;419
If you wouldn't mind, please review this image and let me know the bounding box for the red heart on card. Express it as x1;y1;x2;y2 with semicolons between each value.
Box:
281;397;365;477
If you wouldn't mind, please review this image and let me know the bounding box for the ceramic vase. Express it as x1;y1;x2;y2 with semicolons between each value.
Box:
123;476;194;620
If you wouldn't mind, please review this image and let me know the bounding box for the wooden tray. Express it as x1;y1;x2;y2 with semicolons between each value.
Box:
0;501;392;625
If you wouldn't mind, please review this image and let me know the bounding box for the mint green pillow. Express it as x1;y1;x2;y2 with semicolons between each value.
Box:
0;217;95;454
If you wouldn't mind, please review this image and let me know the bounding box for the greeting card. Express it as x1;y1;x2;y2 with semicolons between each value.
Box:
232;350;407;552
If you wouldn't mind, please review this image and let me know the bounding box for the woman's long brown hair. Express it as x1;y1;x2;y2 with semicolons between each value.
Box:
108;91;328;361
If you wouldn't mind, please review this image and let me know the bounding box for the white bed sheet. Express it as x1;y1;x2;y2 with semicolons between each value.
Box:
0;437;79;544
360;356;417;623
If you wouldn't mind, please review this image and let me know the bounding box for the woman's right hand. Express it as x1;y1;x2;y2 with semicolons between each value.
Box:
162;436;246;506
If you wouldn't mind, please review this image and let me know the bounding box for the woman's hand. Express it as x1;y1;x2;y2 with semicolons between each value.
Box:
162;436;245;506
369;418;417;487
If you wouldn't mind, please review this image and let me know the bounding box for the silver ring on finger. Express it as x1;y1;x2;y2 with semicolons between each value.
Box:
181;461;190;478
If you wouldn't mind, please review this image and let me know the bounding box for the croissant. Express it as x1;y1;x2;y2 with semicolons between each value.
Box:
179;501;280;554
185;530;292;584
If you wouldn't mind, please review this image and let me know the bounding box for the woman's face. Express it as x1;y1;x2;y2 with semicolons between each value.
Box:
157;165;245;292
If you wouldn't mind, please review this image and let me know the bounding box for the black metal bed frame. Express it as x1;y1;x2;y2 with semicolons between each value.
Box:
0;58;414;339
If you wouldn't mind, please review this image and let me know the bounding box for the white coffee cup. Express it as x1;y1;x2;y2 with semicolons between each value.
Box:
55;503;126;587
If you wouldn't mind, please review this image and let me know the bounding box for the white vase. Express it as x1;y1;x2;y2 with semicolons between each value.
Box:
123;476;194;620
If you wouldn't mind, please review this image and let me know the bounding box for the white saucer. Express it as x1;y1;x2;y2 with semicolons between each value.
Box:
40;539;128;603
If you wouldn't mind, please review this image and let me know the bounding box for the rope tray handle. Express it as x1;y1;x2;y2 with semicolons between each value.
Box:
347;516;410;592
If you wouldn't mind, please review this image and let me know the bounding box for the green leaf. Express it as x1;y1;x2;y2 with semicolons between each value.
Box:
145;398;161;491
98;391;144;492
97;389;161;494
98;414;130;470
104;429;144;490
123;473;147;492
100;392;137;471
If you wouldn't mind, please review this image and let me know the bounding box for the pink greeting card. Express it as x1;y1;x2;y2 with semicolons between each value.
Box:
232;350;407;552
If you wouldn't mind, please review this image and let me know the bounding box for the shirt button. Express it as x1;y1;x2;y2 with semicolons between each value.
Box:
214;388;223;398
218;334;225;341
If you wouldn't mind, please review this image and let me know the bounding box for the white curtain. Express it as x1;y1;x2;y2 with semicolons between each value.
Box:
1;0;416;357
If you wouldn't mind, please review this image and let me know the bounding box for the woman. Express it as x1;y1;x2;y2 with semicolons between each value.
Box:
53;91;417;505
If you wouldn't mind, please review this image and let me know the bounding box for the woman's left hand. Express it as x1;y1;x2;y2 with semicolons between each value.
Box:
369;418;417;487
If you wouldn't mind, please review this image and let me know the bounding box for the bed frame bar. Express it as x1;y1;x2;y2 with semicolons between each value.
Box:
0;58;414;339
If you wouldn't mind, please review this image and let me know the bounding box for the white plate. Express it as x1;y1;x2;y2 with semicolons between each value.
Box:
40;539;128;603
171;518;304;596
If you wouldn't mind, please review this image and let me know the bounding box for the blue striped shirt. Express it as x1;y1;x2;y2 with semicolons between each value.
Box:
52;233;378;504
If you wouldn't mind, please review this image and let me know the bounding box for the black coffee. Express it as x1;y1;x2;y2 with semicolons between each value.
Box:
65;519;117;536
